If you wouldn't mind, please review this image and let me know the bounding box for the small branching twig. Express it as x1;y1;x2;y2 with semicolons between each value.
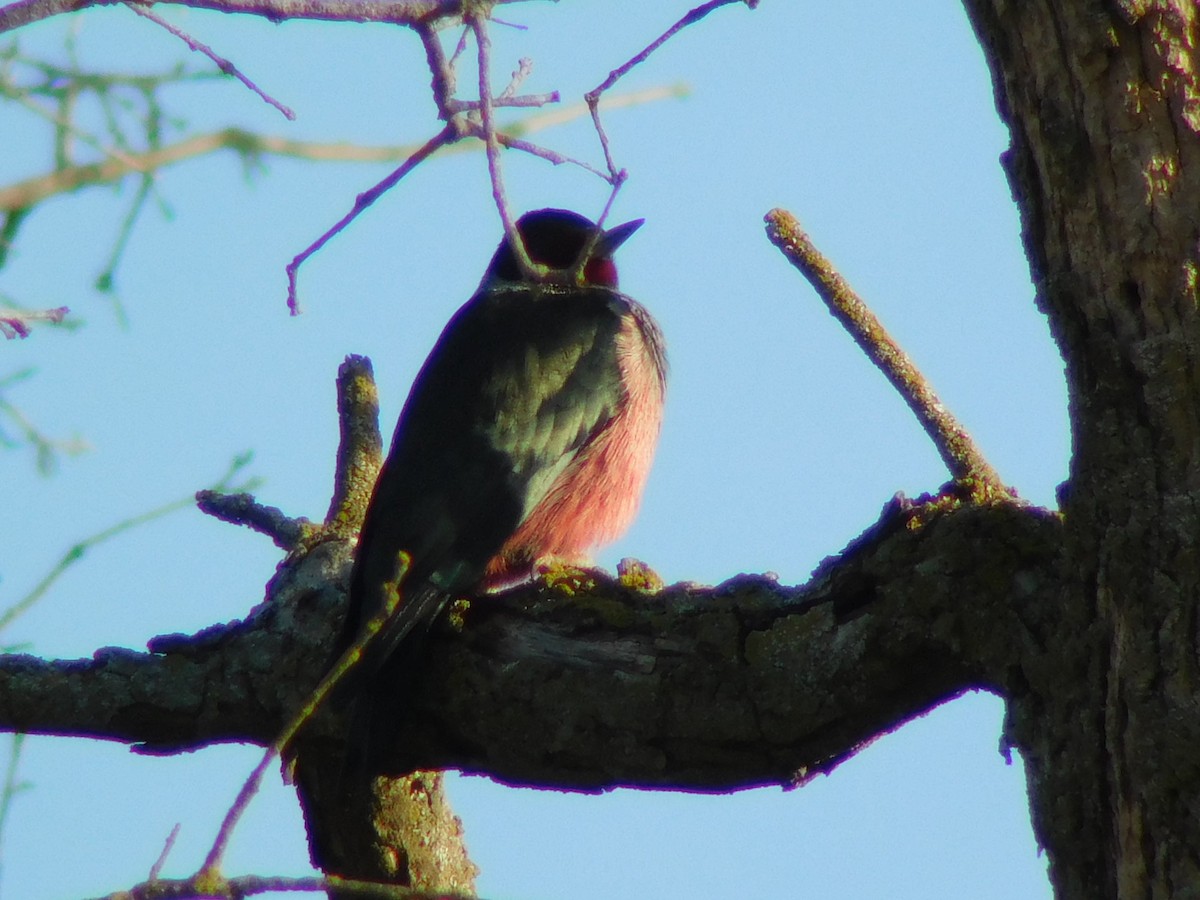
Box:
195;491;314;550
93;173;152;309
584;0;756;179
124;1;295;120
0;733;28;886
0;44;223;302
764;208;1007;494
285;124;456;314
196;553;410;882
147;823;181;882
199;354;382;545
0;206;30;268
0;452;259;635
0;304;68;338
467;11;537;280
0;378;90;473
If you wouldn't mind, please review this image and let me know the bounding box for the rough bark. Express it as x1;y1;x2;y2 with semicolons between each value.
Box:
0;498;1059;773
0;494;1060;887
964;1;1200;897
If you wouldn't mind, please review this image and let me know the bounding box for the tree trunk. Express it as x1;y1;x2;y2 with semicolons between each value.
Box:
965;1;1200;896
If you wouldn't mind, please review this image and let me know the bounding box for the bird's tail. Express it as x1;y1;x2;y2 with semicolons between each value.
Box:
331;580;454;800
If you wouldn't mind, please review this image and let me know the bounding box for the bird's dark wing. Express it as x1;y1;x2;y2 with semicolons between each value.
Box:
337;283;634;685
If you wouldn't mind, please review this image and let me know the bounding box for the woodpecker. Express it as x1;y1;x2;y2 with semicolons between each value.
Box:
335;208;666;755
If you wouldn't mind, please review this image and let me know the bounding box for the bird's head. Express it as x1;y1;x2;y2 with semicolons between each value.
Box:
484;208;644;289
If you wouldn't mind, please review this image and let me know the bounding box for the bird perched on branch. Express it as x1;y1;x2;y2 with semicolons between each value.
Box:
335;207;667;766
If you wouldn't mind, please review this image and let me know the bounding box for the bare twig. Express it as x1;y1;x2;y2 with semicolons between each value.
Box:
195;491;314;550
93;173;152;303
585;0;755;178
764;207;1007;493
0;371;89;473
0;734;27;886
198;554;410;876
467;12;536;280
499;56;533;100
445;92;559;113
0;0;471;36
196;745;278;879
568;175;628;283
0;305;68;338
0;453;259;635
147;823;181;881
124;1;295;120
417;22;457;113
1;80;145;172
285;124;457;314
488;129;609;179
0;386;89;472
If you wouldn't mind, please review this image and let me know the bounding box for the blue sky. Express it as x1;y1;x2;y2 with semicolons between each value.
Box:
1;2;1064;897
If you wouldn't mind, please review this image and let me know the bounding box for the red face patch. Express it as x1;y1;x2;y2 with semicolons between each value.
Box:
584;256;619;287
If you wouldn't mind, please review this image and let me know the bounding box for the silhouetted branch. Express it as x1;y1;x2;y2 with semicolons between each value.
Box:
0;0;470;35
0;496;1061;791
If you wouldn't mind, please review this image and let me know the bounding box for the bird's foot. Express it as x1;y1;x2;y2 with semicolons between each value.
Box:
616;557;665;594
535;556;609;596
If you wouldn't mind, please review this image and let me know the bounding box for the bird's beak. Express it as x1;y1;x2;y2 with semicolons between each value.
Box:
597;218;645;256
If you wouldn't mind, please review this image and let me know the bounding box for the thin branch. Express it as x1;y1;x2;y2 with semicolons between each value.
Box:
565;172;627;285
0;0;471;36
467;12;535;279
147;823;181;882
584;0;755;179
93;171;153;300
498;55;532;100
445;92;559;113
0;734;27;887
197;744;278;878
124;1;295;120
86;871;472;899
198;554;409;877
0;388;90;474
0;305;68;338
764;207;1008;493
195;490;314;550
0;207;30;268
417;22;456;114
285;124;457;315
0;77;144;171
0;453;259;635
454;121;610;180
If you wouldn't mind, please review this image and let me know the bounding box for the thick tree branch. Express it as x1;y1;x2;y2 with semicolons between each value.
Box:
0;0;465;35
0;496;1063;789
